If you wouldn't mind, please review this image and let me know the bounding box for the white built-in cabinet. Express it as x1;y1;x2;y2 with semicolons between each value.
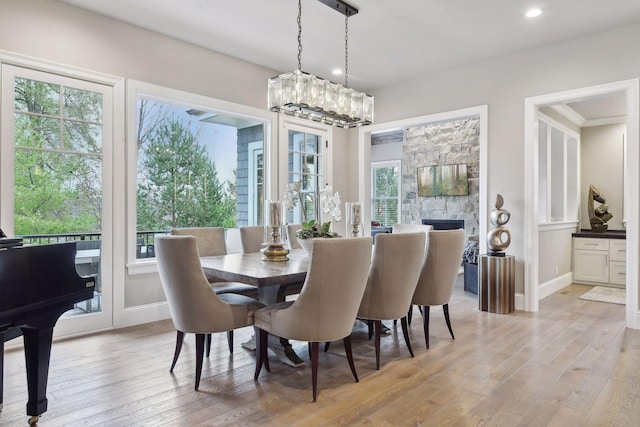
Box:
573;237;626;287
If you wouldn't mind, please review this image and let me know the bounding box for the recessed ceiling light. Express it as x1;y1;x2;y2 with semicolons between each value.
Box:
332;68;343;75
526;8;542;18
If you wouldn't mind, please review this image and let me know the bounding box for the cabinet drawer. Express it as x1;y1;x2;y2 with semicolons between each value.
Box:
610;240;626;262
610;261;626;285
574;238;608;251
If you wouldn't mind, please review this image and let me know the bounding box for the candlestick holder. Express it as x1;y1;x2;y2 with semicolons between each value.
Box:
260;200;289;262
345;202;363;237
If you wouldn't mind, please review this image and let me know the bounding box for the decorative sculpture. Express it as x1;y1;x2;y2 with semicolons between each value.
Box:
588;184;613;233
487;194;511;256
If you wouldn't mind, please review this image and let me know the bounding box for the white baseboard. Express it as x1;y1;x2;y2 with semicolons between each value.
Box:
515;293;525;311
115;301;171;328
539;272;573;300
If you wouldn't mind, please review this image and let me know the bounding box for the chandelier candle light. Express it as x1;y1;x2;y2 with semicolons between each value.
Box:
261;201;290;262
267;0;374;128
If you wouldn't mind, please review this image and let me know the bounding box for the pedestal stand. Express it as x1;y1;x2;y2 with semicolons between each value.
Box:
478;254;515;313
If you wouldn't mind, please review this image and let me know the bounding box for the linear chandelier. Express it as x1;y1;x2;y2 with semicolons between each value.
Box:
267;0;374;128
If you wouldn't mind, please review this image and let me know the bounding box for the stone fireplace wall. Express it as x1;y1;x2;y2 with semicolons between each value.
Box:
402;117;480;236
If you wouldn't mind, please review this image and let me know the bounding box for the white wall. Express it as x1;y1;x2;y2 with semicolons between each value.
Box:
580;123;626;230
0;0;275;110
371;141;402;162
371;23;640;294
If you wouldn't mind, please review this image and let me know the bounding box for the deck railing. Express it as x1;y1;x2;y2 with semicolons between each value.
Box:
17;230;169;259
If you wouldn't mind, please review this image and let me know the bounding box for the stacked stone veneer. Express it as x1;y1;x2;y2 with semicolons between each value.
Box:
402;117;480;236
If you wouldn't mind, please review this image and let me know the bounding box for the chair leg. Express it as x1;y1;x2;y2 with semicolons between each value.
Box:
443;304;455;340
310;342;319;402
400;316;414;358
195;333;205;391
408;304;413;325
227;331;234;353
422;305;431;349
324;341;331;352
367;320;374;340
205;333;211;357
254;327;270;381
374;320;382;370
343;335;359;383
170;330;184;372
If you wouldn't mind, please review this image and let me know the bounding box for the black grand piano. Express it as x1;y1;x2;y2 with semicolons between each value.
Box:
0;240;95;425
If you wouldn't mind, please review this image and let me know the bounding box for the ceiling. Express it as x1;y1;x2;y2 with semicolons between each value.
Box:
57;0;640;93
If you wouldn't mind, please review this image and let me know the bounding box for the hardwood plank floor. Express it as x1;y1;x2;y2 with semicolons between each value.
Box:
2;280;639;426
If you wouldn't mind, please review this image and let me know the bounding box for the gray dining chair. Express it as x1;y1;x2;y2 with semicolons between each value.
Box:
239;225;265;253
155;235;264;390
171;227;258;299
253;237;373;401
356;232;426;369
412;229;466;348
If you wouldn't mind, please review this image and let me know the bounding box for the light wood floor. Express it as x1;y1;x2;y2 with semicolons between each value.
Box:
3;280;639;426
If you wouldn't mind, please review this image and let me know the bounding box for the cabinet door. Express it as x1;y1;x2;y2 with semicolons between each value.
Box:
610;261;626;286
574;249;609;283
610;240;626;262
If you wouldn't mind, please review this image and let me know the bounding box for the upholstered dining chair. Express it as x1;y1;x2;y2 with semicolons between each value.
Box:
356;232;426;370
171;227;258;299
253;237;373;402
239;225;265;253
155;235;264;390
392;223;433;251
287;224;302;249
412;229;466;349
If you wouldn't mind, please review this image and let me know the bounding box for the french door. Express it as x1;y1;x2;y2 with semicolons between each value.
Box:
1;64;113;335
279;118;331;224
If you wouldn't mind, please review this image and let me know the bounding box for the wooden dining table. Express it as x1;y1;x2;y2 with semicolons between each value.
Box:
200;249;309;367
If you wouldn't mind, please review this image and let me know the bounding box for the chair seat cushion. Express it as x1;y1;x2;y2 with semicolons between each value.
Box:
211;281;258;297
253;301;295;333
218;293;266;325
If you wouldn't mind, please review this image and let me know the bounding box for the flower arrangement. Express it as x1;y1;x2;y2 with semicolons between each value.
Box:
283;182;341;239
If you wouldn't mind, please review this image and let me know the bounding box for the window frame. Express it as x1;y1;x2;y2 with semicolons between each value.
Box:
126;80;277;274
370;160;401;227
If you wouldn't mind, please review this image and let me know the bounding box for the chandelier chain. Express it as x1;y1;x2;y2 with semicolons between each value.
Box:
297;0;302;71
344;15;349;87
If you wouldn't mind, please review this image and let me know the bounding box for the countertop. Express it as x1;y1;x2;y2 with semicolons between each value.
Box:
572;229;626;239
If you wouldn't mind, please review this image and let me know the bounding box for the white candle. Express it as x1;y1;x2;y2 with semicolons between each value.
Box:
270;201;281;228
351;202;361;225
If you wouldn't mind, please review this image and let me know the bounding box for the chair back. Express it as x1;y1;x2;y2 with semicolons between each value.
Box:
413;229;466;306
239;225;265;253
268;237;372;342
170;227;227;257
287;224;302;249
155;235;239;333
358;232;426;320
392;223;433;251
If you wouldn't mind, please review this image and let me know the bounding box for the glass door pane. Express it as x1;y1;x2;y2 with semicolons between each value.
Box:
1;64;113;335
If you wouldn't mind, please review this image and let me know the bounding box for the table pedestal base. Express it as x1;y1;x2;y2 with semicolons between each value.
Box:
241;335;305;367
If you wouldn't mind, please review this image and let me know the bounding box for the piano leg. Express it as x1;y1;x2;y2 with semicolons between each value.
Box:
22;325;53;422
0;335;4;412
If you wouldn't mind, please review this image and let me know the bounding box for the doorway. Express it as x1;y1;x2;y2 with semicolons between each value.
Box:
524;79;639;328
357;105;488;253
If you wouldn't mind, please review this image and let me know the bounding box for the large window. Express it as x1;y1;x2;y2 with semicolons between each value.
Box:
131;85;267;260
371;161;400;226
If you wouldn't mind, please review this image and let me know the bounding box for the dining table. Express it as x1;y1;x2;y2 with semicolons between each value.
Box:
200;249;309;367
